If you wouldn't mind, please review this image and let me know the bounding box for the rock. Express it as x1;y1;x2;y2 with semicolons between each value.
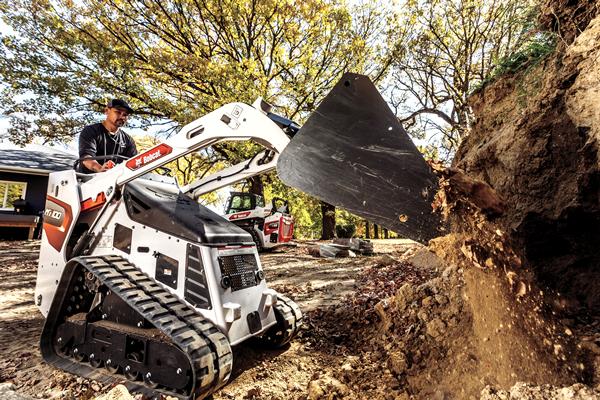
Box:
93;385;133;400
388;351;409;375
375;299;392;331
580;340;600;355
377;254;397;266
307;380;326;400
243;387;261;399
394;283;415;310
0;383;35;400
417;310;429;321
308;375;350;399
0;383;16;392
426;318;446;339
435;294;448;305
319;244;350;258
345;355;359;366
418;278;442;295
340;363;353;372
422;296;434;307
408;249;445;271
332;238;374;255
442;265;457;279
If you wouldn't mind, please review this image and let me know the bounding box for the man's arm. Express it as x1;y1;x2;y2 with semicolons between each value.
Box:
81;158;109;173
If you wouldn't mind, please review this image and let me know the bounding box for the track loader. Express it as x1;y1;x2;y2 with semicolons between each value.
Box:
223;192;294;251
35;73;440;399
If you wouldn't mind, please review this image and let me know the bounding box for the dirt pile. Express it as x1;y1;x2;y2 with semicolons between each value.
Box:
454;0;600;311
328;165;584;399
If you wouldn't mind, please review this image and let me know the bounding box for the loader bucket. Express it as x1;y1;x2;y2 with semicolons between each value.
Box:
277;73;443;244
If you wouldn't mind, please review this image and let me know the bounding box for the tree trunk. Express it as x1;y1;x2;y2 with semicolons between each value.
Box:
374;224;379;239
365;220;371;239
248;175;264;197
320;201;336;240
384;228;389;239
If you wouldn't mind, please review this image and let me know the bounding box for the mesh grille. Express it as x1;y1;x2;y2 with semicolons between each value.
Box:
218;254;259;291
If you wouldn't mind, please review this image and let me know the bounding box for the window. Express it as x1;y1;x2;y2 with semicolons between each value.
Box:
0;181;27;210
255;195;265;208
230;195;252;211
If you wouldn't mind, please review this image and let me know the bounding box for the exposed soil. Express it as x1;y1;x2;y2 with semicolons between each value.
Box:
455;8;600;312
0;239;423;400
1;235;599;400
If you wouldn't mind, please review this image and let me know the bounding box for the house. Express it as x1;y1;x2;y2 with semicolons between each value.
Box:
0;142;77;239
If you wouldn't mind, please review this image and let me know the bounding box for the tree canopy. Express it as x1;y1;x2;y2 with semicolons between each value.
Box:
388;0;540;159
0;0;388;144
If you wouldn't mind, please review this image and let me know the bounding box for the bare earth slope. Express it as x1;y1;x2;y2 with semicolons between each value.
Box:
454;1;600;311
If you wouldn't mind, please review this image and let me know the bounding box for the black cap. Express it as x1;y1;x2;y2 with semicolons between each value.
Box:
107;99;133;114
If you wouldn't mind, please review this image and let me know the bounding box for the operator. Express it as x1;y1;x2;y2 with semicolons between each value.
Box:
78;99;138;173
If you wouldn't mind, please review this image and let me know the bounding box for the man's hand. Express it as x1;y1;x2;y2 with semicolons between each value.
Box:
82;158;113;173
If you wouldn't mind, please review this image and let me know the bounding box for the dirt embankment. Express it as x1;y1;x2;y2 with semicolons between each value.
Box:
422;0;600;396
454;0;600;312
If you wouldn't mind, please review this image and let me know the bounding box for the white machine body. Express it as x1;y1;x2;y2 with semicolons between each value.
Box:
35;101;293;345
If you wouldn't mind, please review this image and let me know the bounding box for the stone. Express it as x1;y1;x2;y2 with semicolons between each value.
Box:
93;385;134;400
377;254;397;266
0;383;35;400
408;248;445;271
394;283;415;311
426;318;446;339
388;351;408;375
319;244;350;258
422;296;434;307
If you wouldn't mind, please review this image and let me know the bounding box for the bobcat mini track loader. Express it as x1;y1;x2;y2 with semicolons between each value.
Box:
35;98;303;399
224;192;294;251
35;73;441;399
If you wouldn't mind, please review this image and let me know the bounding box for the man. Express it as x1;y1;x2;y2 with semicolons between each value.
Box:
79;99;138;173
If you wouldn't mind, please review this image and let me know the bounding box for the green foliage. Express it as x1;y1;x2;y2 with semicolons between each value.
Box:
0;0;389;145
475;32;557;92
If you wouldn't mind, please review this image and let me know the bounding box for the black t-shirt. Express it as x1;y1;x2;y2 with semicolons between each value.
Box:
78;123;138;173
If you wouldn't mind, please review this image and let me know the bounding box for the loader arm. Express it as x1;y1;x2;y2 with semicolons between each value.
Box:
78;102;289;200
180;149;281;200
77;74;441;247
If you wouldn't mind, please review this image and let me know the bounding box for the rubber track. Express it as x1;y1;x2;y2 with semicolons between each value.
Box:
277;293;303;340
41;254;232;400
263;293;303;346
